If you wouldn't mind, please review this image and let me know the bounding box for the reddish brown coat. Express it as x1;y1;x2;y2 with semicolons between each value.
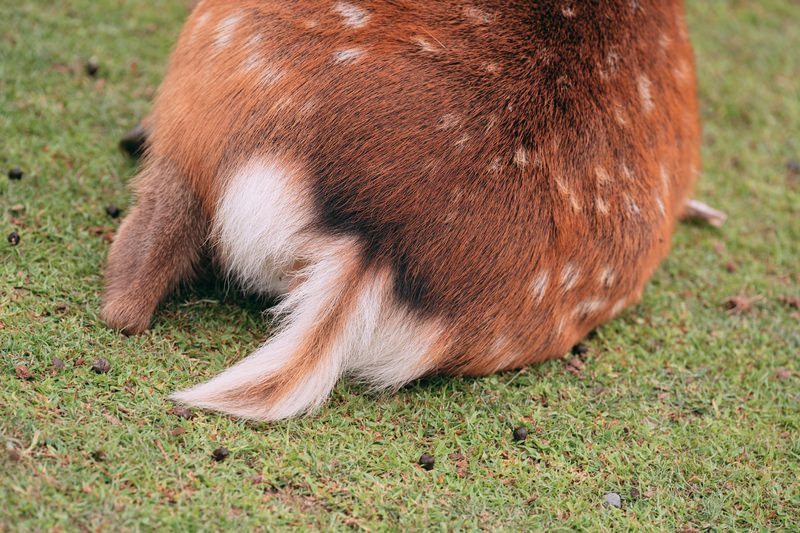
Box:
104;0;700;413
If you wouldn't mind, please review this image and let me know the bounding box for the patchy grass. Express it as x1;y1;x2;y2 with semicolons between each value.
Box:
1;1;798;531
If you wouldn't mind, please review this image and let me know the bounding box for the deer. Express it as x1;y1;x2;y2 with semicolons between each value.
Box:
102;0;725;421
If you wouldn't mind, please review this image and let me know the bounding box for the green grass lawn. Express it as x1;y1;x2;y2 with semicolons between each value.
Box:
2;1;799;530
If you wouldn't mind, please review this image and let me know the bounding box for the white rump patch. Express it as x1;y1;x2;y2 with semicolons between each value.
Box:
172;156;443;420
334;2;371;28
212;157;312;295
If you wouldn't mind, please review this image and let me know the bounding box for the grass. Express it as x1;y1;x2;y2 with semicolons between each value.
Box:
1;1;799;530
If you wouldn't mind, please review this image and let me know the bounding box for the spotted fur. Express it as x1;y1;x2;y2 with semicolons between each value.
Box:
103;0;701;420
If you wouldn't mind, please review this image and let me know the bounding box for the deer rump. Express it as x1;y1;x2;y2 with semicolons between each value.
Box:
102;0;701;420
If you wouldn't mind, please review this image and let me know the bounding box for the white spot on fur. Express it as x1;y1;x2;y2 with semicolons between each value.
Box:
614;103;628;126
622;163;634;181
597;50;620;81
562;6;576;17
638;74;654;113
560;262;581;291
333;48;365;63
660;164;670;192
655;195;666;216
411;36;438;53
554;315;567;338
437;113;461;130
214;14;241;48
464;6;493;24
514;146;529;168
484;62;501;74
574;298;604;318
600;266;616;287
243;52;285;85
625;194;641;216
486;156;503;174
484;114;498;133
454;134;471;150
334;2;371;28
595;165;611;185
554;175;581;212
611;298;628;316
529;270;550;304
299;99;319;116
659;32;672;52
195;11;211;30
595;196;609;215
674;59;691;83
488;335;521;372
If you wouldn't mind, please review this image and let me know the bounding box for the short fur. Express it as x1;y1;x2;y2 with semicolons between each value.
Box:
103;0;701;421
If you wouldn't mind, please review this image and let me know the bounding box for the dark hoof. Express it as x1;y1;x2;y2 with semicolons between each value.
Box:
119;122;148;157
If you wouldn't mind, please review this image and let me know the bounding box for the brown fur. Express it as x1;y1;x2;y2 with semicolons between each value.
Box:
102;161;208;334
103;0;701;416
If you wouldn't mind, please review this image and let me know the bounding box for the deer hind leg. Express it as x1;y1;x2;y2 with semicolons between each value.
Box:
102;161;207;334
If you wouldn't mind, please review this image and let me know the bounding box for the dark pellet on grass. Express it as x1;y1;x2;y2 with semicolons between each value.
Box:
86;58;99;77
512;427;528;442
629;487;641;500
788;159;800;174
106;205;120;218
52;357;65;370
91;357;111;374
571;343;589;356
15;364;32;380
212;447;230;461
8;232;20;246
7;448;21;462
172;406;193;419
8;168;23;180
418;453;435;470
